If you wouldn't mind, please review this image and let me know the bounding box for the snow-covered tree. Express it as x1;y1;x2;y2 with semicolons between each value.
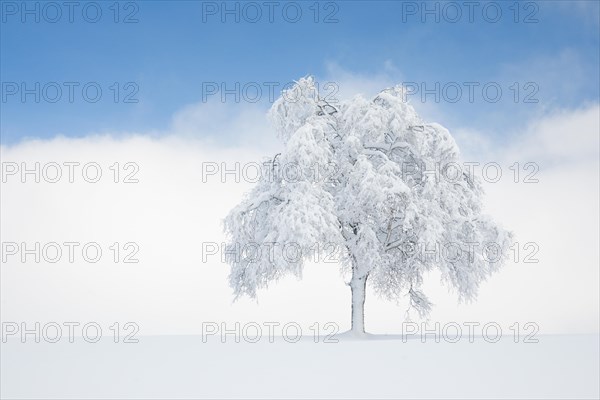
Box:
224;77;512;334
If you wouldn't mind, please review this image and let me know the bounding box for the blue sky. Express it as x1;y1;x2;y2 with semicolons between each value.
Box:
1;0;599;144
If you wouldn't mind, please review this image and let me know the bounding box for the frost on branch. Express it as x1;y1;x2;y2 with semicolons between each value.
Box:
224;76;512;327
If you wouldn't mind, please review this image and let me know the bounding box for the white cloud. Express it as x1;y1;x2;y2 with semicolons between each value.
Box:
168;100;279;150
442;103;600;335
1;83;598;336
321;61;404;100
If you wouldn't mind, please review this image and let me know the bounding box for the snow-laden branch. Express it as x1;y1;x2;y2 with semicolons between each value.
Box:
223;76;512;332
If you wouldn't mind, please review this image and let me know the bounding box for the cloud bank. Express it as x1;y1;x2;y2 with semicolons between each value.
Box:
1;75;598;335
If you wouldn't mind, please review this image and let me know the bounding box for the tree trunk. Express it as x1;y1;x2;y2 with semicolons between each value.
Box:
350;272;367;335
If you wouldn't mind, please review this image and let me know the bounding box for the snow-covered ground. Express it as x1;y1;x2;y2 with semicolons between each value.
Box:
2;334;598;399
